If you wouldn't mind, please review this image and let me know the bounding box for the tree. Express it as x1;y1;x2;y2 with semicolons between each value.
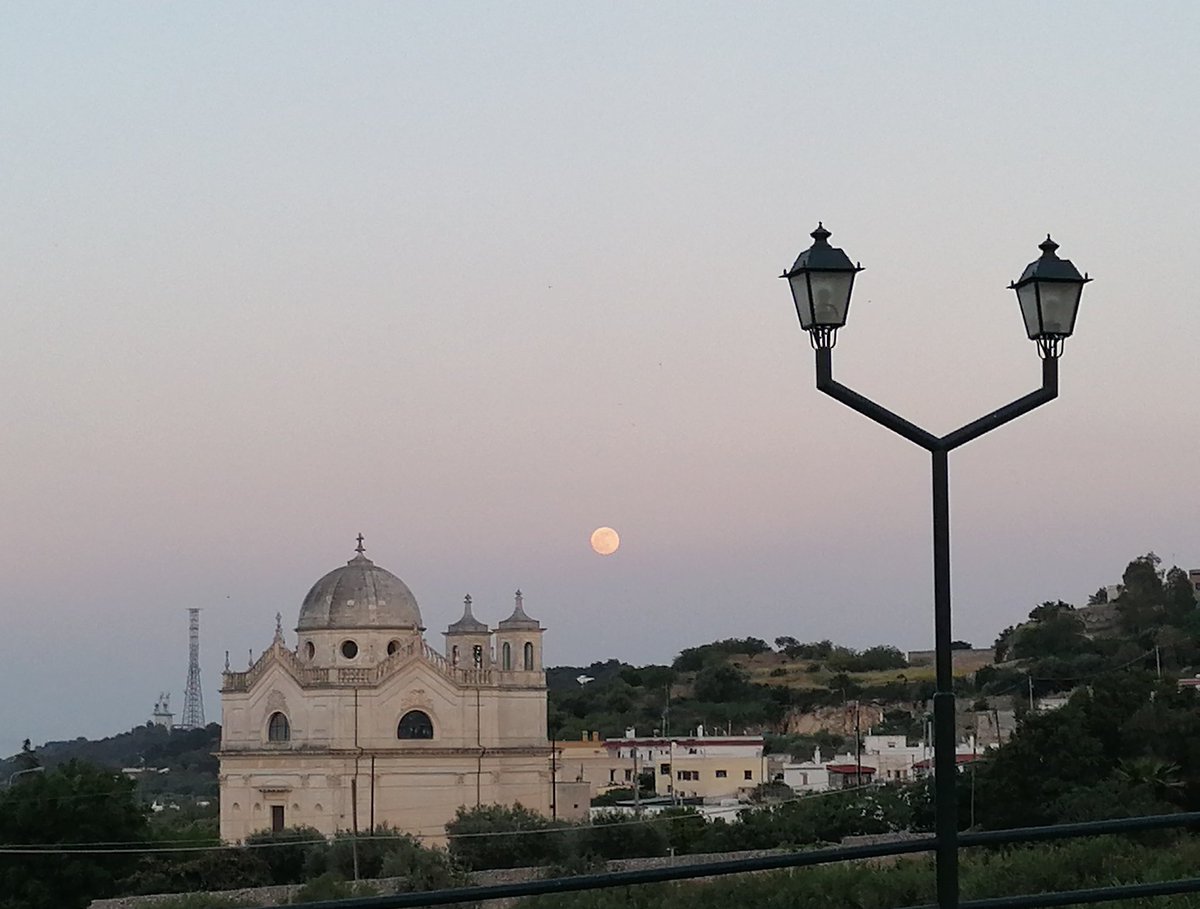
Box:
692;664;751;702
14;739;40;772
575;812;668;861
445;804;570;870
0;760;149;909
993;625;1016;663
1163;566;1197;624
1114;757;1184;803
1116;554;1166;636
1009;603;1089;661
244;825;325;884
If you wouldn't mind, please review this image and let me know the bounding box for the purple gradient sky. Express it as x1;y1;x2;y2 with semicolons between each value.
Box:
2;2;1197;757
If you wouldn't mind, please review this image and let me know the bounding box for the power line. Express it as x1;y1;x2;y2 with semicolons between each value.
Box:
0;782;885;855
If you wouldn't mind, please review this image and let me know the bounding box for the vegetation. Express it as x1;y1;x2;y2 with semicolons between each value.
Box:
516;834;1200;909
0;761;150;909
0;723;222;802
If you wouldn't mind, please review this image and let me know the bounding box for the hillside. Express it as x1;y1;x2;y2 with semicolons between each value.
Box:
0;723;220;800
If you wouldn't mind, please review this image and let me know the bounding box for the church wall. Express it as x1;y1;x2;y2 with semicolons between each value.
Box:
219;750;552;844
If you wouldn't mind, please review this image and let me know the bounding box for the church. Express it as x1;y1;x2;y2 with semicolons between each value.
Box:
218;537;555;843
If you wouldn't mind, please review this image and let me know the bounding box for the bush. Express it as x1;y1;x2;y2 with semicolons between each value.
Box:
447;804;572;870
244;825;325;884
145;896;256;909
287;872;376;904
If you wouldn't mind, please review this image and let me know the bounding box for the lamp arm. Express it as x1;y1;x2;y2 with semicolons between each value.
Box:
938;357;1058;452
816;348;1059;454
815;347;940;450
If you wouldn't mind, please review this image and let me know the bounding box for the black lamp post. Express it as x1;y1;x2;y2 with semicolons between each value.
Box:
783;225;1089;909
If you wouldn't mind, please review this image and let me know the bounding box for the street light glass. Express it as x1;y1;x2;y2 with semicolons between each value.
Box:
1010;236;1090;355
782;223;863;346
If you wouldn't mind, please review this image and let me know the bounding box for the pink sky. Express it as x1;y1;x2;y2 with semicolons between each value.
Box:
1;2;1197;755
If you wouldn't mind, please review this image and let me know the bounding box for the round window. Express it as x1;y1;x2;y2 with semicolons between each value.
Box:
304;641;315;660
341;640;358;659
387;640;401;656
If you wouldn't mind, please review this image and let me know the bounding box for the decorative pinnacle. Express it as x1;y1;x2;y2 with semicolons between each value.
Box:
274;612;283;640
464;594;472;608
355;533;365;555
1039;235;1060;257
810;222;831;244
224;650;230;672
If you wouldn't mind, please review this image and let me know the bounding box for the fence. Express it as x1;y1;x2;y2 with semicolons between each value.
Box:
283;811;1200;909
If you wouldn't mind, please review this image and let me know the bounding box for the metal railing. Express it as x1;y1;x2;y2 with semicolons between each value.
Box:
283;810;1200;909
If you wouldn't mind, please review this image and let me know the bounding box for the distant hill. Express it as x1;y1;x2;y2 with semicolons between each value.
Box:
1;723;221;800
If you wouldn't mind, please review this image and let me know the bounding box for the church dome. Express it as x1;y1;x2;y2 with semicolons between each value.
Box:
297;538;423;631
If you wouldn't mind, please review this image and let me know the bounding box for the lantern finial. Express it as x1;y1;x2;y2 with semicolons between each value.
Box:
811;223;831;244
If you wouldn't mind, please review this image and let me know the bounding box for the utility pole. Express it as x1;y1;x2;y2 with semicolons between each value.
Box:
632;745;641;814
970;714;978;828
550;733;557;821
854;700;862;787
351;687;360;882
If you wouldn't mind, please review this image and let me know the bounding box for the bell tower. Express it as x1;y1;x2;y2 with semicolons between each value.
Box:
443;595;492;670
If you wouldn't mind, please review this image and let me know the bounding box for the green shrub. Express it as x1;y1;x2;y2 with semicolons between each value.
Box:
144;896;256;909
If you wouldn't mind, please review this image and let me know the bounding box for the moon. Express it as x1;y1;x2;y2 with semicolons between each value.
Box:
590;526;620;556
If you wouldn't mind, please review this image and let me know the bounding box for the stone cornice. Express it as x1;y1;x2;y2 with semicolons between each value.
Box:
219;745;553;759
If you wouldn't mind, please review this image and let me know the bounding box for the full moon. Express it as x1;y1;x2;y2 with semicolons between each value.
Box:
590;526;620;556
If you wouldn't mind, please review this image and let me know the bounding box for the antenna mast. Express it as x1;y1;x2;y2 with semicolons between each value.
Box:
180;608;205;729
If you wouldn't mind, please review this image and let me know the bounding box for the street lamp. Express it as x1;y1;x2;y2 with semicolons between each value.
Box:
783;226;1088;909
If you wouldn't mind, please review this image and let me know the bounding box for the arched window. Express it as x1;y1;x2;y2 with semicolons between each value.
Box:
523;641;535;670
267;712;290;742
472;644;483;668
304;641;315;660
451;645;459;665
397;710;434;740
501;642;512;670
387;639;401;656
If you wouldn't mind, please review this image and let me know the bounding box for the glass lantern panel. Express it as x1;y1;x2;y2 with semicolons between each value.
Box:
807;272;853;327
1035;282;1079;336
1016;283;1041;339
788;274;815;328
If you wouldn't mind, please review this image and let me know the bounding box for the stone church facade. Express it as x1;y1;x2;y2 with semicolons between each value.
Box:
218;539;554;843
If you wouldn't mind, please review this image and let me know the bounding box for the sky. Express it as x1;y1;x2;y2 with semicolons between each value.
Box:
2;2;1198;757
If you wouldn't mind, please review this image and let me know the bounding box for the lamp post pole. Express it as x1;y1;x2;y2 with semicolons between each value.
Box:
784;226;1089;909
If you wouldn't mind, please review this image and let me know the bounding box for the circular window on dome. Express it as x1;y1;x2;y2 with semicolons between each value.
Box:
387;640;401;656
341;640;358;660
304;641;315;660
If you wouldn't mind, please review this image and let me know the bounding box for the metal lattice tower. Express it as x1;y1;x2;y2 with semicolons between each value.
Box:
180;608;205;729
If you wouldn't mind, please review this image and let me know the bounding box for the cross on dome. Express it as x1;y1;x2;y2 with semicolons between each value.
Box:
355;533;366;555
